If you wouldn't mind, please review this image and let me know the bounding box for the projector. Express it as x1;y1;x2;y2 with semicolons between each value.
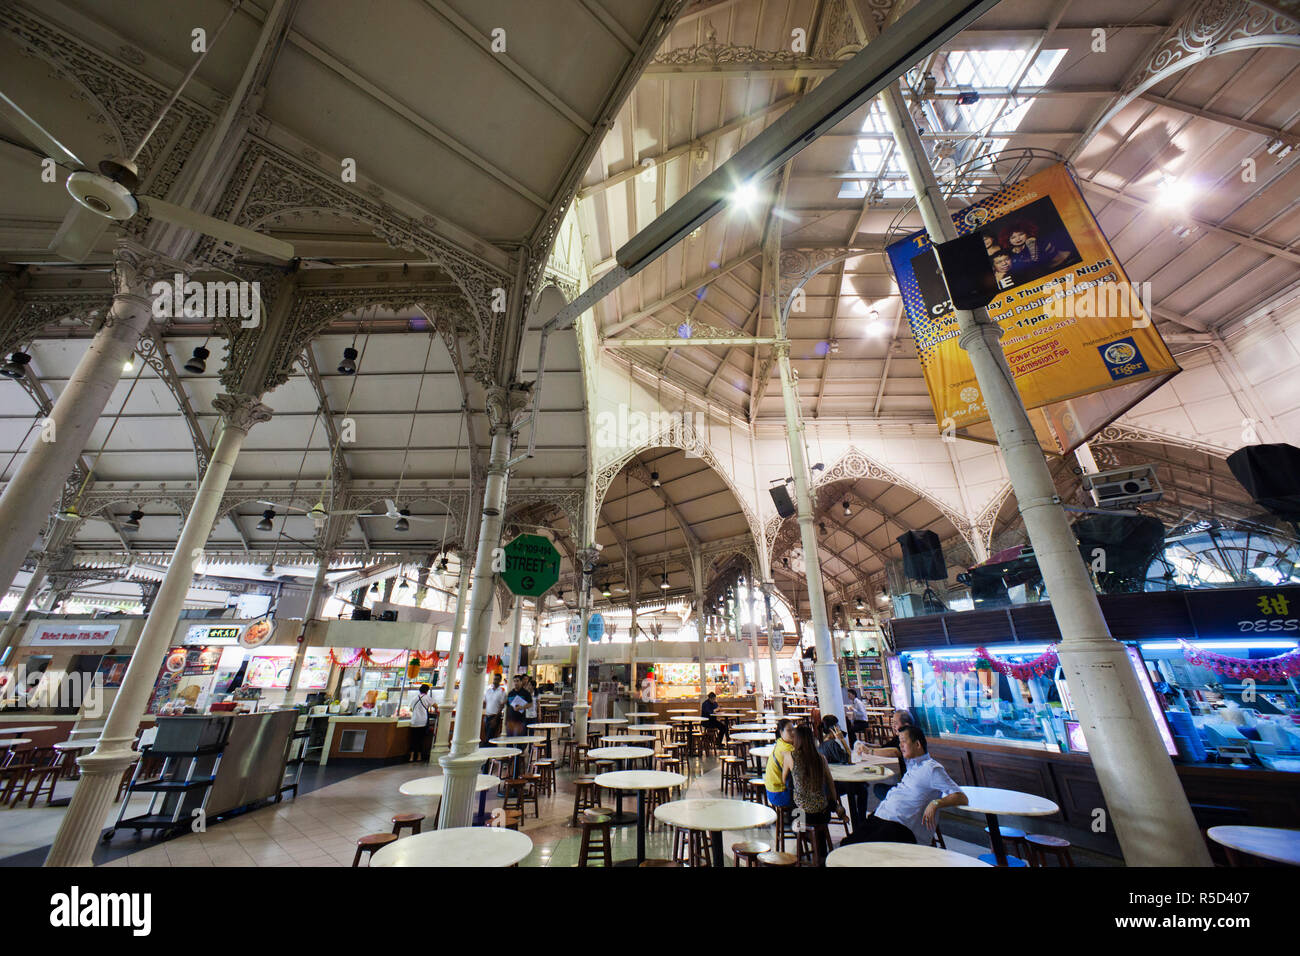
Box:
1083;465;1162;507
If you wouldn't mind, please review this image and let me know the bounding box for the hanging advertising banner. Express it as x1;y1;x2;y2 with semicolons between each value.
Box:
885;163;1179;453
23;623;120;646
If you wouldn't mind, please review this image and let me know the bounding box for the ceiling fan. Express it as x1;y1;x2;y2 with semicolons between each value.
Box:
0;4;294;263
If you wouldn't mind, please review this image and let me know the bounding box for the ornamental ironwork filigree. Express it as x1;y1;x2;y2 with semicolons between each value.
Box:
1092;421;1236;457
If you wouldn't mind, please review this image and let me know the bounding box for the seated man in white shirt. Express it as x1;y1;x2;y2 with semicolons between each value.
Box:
840;724;968;846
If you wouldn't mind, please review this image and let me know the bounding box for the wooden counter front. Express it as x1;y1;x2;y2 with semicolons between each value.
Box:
321;717;412;764
928;736;1300;859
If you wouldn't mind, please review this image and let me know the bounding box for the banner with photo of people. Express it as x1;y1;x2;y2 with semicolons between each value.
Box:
885;163;1179;453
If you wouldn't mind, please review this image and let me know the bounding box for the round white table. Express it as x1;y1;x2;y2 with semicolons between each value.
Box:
596;770;688;864
829;762;896;831
750;744;774;761
731;731;774;742
602;735;655;746
666;709;694;714
1208;825;1300;866
953;786;1059;867
587;718;627;727
670;715;705;721
0;738;31;749
0;726;56;735
731;723;771;731
628;723;671;733
826;842;991;868
653;798;777;868
469;746;521;761
587;746;656;824
489;735;544;746
526;721;567;756
625;711;659;719
371;826;533;867
399;773;499;797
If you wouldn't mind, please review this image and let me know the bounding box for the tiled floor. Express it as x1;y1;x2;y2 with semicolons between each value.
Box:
100;750;998;867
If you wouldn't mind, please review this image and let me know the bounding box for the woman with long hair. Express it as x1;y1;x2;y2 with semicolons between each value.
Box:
782;724;838;864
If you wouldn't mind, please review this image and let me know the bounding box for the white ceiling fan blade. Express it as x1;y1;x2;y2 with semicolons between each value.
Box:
257;500;309;513
407;515;446;523
384;499;399;517
138;195;295;260
0;90;86;169
48;203;111;263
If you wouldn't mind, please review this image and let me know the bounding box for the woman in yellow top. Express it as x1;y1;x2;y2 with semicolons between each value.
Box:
764;719;797;808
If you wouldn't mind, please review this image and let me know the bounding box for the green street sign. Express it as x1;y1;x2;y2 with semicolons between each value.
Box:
501;534;561;597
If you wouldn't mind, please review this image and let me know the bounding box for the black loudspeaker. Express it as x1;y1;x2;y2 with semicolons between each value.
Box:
1227;443;1300;522
769;482;796;518
934;232;999;310
897;529;947;582
351;607;372;621
1073;513;1166;594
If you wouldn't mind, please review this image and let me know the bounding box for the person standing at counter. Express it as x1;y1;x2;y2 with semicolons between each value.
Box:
505;675;532;736
846;688;870;743
407;684;436;763
483;673;506;745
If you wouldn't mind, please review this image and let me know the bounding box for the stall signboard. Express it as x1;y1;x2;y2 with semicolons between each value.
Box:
23;623;120;646
239;619;275;648
588;612;605;643
1186;586;1300;638
298;651;332;690
96;655;132;688
501;534;561;596
885;163;1178;452
245;654;296;689
184;624;243;646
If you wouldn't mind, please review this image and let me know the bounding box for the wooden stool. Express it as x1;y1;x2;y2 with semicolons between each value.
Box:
686;830;713;867
391;812;425;836
747;779;768;804
578;811;614;867
1026;834;1074;866
795;823;832;866
533;759;557;796
756;850;798;867
502;808;523;830
352;832;398;867
559;735;576;766
504;777;539;820
571;744;590;773
571;776;600;826
719;756;745;796
732;840;771;867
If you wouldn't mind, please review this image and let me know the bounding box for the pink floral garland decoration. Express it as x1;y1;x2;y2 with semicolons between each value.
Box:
926;645;1060;681
1180;641;1300;682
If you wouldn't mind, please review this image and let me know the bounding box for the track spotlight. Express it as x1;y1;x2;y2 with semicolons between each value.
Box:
438;555;449;572
183;346;209;374
123;509;144;532
397;577;410;592
842;500;851;517
1;350;32;379
855;596;864;611
338;346;358;375
601;583;611;599
782;556;789;568
370;582;380;594
256;509;275;531
651;471;661;487
394;509;410;532
811;462;824;474
660;574;670;590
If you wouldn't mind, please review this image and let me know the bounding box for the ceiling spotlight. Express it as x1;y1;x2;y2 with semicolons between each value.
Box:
660;574;670;590
183;346;209;374
1;350;32;379
256;509;275;531
855;617;863;627
729;180;759;210
811;462;825;473
438;555;449;572
338;346;358;375
1155;173;1192;207
122;358;134;372
819;521;828;535
307;501;328;522
123;509;144;532
397;577;410;592
651;471;661;488
855;596;865;611
557;590;565;601
601;583;612;598
370;581;380;594
957;89;980;106
782;556;789;568
394;508;410;532
842;500;851;516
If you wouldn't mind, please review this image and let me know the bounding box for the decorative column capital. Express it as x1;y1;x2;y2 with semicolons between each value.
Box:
110;240;188;300
213;391;273;432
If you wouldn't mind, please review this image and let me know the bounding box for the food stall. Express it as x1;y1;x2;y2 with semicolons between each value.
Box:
1;617;144;720
887;585;1300;856
146;618;300;715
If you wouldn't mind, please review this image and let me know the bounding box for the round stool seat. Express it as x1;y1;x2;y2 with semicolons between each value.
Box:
1026;834;1069;848
985;825;1027;839
392;812;424;825
756;850;798;867
358;832;398;849
639;859;682;867
583;810;612;825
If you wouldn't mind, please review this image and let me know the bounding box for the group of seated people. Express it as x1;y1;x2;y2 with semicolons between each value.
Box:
762;707;968;864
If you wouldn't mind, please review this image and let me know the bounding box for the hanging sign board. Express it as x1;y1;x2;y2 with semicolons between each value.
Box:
885;163;1179;453
588;613;606;643
566;614;583;643
23;623;120;646
501;534;561;596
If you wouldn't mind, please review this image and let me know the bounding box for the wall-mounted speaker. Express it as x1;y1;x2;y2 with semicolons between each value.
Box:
897;529;947;582
769;482;796;518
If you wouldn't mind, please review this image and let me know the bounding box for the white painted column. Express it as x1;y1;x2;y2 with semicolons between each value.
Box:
438;402;514;829
430;551;471;760
773;340;844;728
280;552;330;706
0;243;181;595
572;546;598;746
505;598;523;677
746;584;762;709
0;559;47;659
877;79;1209;866
763;584;783;716
44;393;269;866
